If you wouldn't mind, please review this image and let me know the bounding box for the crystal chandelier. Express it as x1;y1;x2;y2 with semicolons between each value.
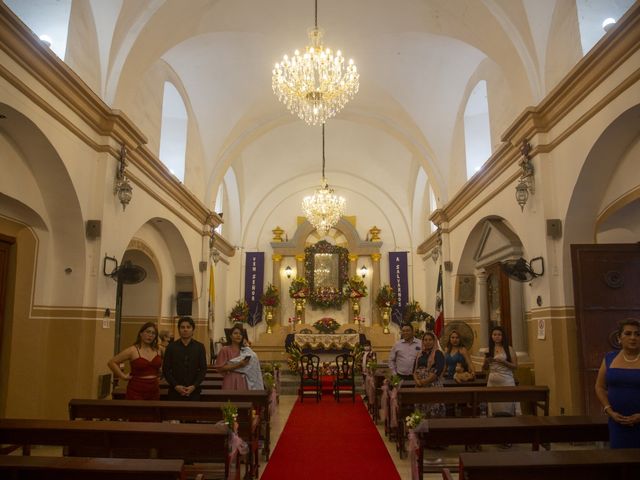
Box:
302;124;346;234
272;0;359;125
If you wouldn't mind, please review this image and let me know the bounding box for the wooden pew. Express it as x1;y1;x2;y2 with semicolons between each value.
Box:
112;379;223;399
458;449;640;480
109;388;272;460
396;385;549;456
0;418;230;479
68;399;258;478
0;456;185;480
414;416;609;480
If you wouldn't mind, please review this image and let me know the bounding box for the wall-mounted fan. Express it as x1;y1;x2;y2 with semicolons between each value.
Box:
104;258;147;284
103;256;147;354
500;257;544;282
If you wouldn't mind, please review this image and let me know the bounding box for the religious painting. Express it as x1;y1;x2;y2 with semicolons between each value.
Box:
304;240;348;309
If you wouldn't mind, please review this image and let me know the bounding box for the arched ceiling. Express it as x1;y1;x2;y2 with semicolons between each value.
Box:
12;0;629;245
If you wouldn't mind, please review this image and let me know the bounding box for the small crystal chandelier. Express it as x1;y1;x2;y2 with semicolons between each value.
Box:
272;0;359;125
302;124;346;234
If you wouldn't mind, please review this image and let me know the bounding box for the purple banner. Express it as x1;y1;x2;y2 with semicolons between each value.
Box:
244;252;265;326
389;252;409;326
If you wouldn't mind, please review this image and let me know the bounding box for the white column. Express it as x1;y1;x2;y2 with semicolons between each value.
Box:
509;279;529;360
477;269;489;350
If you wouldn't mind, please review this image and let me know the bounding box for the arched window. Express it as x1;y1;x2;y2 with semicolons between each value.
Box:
159;82;187;182
576;0;634;55
464;80;491;180
428;184;437;233
214;184;225;234
6;0;72;59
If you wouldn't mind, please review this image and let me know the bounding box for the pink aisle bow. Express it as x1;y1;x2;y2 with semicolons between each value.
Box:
269;388;277;417
365;374;376;407
389;387;398;428
227;423;249;480
380;380;390;422
408;430;420;480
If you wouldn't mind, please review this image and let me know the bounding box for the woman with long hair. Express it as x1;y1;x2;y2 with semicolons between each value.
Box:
444;329;475;380
483;326;520;417
214;324;251;390
413;331;446;417
108;322;163;400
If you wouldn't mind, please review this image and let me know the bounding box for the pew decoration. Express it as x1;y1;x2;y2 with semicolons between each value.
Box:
262;371;278;417
228;300;250;324
405;411;425;480
220;402;249;480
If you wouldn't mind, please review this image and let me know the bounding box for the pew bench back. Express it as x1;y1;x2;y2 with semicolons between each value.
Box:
0;456;185;480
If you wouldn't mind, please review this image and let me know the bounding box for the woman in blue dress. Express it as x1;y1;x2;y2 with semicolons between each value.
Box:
443;329;475;380
595;318;640;448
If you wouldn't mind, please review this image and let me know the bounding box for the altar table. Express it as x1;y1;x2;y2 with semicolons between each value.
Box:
293;333;361;350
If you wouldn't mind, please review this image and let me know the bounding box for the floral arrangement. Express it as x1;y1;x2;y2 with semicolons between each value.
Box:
405;410;424;430
389;374;401;388
376;284;398;308
343;276;368;298
313;317;340;333
260;283;280;307
228;299;249;323
311;286;344;309
221;401;238;428
403;300;435;329
289;277;309;298
319;362;337;376
263;371;275;390
286;344;302;373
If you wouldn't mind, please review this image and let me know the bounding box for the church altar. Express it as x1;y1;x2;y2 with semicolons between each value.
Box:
293;333;361;350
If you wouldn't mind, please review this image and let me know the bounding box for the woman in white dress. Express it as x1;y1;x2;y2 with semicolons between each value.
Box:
483;326;521;417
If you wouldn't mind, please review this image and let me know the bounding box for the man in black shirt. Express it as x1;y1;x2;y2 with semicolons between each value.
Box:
163;316;207;401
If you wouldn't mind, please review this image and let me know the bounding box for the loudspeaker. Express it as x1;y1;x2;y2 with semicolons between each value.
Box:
546;219;562;239
86;220;101;238
176;291;193;316
444;261;453;272
199;261;208;272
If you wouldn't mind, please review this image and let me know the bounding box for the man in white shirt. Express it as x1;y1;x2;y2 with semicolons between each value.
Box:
389;324;422;380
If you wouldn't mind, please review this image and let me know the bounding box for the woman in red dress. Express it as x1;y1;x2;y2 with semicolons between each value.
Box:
108;322;163;400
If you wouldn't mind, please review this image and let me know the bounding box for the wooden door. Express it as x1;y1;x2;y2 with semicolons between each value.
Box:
0;235;15;353
571;244;640;415
485;262;512;343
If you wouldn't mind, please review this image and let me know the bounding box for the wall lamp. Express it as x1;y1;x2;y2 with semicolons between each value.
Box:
359;265;368;278
285;266;292;279
114;144;133;211
515;139;535;211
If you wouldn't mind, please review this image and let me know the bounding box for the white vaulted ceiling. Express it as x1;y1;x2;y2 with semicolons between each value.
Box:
5;0;633;247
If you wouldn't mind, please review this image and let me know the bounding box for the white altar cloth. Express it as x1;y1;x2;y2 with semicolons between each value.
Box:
293;333;360;350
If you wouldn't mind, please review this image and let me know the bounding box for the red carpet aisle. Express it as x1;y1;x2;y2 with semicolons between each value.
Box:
261;395;400;480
